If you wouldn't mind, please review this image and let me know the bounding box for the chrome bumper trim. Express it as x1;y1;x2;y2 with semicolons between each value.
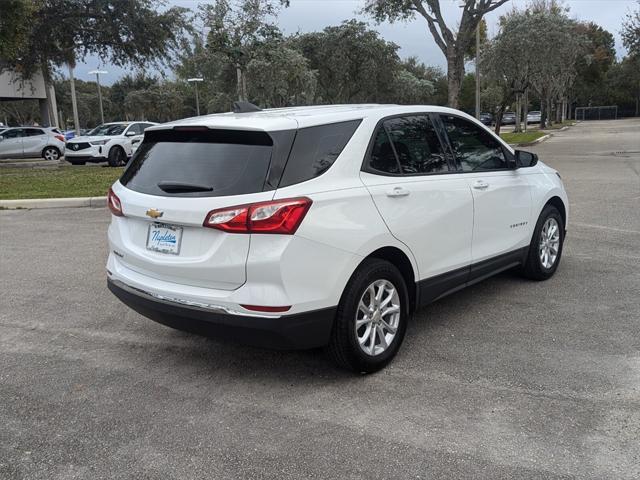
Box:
109;278;282;319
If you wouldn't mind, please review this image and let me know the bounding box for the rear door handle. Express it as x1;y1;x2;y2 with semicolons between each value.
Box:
387;186;410;198
472;180;489;190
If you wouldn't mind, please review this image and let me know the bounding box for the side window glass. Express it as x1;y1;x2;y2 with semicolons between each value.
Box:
129;124;143;135
368;128;401;174
25;128;45;136
441;115;508;171
279;120;361;187
3;129;24;139
384;116;448;174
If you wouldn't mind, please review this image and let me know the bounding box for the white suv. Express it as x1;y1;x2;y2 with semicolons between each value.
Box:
66;121;157;166
107;104;568;372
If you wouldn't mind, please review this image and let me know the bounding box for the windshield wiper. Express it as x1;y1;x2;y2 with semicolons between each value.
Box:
157;181;213;193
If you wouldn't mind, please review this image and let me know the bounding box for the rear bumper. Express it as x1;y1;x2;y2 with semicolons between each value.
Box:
108;278;336;350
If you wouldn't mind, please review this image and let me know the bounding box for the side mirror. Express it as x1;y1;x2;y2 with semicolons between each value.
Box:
515;150;538;168
125;130;136;137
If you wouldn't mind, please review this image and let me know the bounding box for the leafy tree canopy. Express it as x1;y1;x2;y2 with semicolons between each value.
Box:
0;0;191;78
622;1;640;58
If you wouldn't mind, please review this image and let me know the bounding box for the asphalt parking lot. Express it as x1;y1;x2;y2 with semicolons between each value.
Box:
1;119;639;479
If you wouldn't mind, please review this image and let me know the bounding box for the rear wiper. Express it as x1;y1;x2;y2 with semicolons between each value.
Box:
157;181;213;193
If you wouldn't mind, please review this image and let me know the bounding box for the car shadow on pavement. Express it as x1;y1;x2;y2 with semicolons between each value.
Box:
117;269;532;383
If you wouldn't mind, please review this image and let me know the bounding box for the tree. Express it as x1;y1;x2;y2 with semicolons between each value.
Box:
175;35;235;114
289;20;402;104
246;43;317;107
621;1;640;59
0;0;190;127
571;22;616;110
399;59;448;105
482;9;537;132
54;78;113;128
394;58;441;105
619;0;640;116
526;9;584;127
109;74;159;119
201;0;285;102
0;0;34;62
364;0;511;108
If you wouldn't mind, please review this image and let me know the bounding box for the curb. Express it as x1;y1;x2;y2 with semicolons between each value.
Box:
0;159;62;168
510;133;551;148
0;196;107;210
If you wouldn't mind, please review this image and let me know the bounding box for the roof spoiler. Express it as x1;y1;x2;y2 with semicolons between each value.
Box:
233;101;262;113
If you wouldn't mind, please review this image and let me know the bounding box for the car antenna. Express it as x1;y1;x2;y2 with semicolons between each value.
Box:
232;101;262;113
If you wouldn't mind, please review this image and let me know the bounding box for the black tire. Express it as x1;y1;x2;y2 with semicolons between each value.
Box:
328;259;409;374
42;146;60;161
521;204;565;280
108;146;126;167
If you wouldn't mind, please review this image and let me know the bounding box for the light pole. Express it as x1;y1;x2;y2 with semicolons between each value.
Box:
187;77;204;116
88;69;108;124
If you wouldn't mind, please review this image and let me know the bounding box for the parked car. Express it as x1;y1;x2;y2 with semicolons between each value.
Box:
65;121;157;166
129;135;144;156
64;128;91;141
0;126;65;160
501;112;517;125
479;112;493;126
106;104;569;373
527;111;542;124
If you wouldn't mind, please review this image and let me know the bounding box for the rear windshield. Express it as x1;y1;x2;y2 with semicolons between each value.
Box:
120;129;274;197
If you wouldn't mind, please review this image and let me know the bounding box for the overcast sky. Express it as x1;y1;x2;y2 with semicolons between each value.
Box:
73;0;637;85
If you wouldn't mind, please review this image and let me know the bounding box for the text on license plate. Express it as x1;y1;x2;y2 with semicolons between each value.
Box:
146;222;183;255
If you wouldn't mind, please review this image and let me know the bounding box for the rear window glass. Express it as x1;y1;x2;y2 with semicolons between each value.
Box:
278;120;361;187
120;129;274;197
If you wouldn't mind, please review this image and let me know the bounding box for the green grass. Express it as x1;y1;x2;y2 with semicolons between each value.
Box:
0;166;124;200
500;131;546;145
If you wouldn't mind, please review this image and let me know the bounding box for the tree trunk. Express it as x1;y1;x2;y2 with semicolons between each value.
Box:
446;51;464;109
236;65;243;102
514;93;522;133
494;106;505;135
523;89;529;133
546;97;553;128
40;62;57;127
242;72;248;102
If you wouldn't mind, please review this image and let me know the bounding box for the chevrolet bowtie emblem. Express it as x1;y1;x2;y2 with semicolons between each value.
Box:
146;208;164;219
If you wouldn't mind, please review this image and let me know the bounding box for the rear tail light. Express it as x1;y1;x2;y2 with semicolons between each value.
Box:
203;197;312;234
54;134;65;142
108;188;124;217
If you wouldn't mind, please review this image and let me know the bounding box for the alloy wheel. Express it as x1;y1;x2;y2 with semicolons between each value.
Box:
539;217;560;269
355;279;401;356
44;148;59;161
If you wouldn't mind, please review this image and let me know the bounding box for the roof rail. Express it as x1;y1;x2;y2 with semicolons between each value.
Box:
233;101;262;113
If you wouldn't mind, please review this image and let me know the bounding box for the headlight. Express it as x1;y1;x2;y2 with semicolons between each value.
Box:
91;140;109;145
